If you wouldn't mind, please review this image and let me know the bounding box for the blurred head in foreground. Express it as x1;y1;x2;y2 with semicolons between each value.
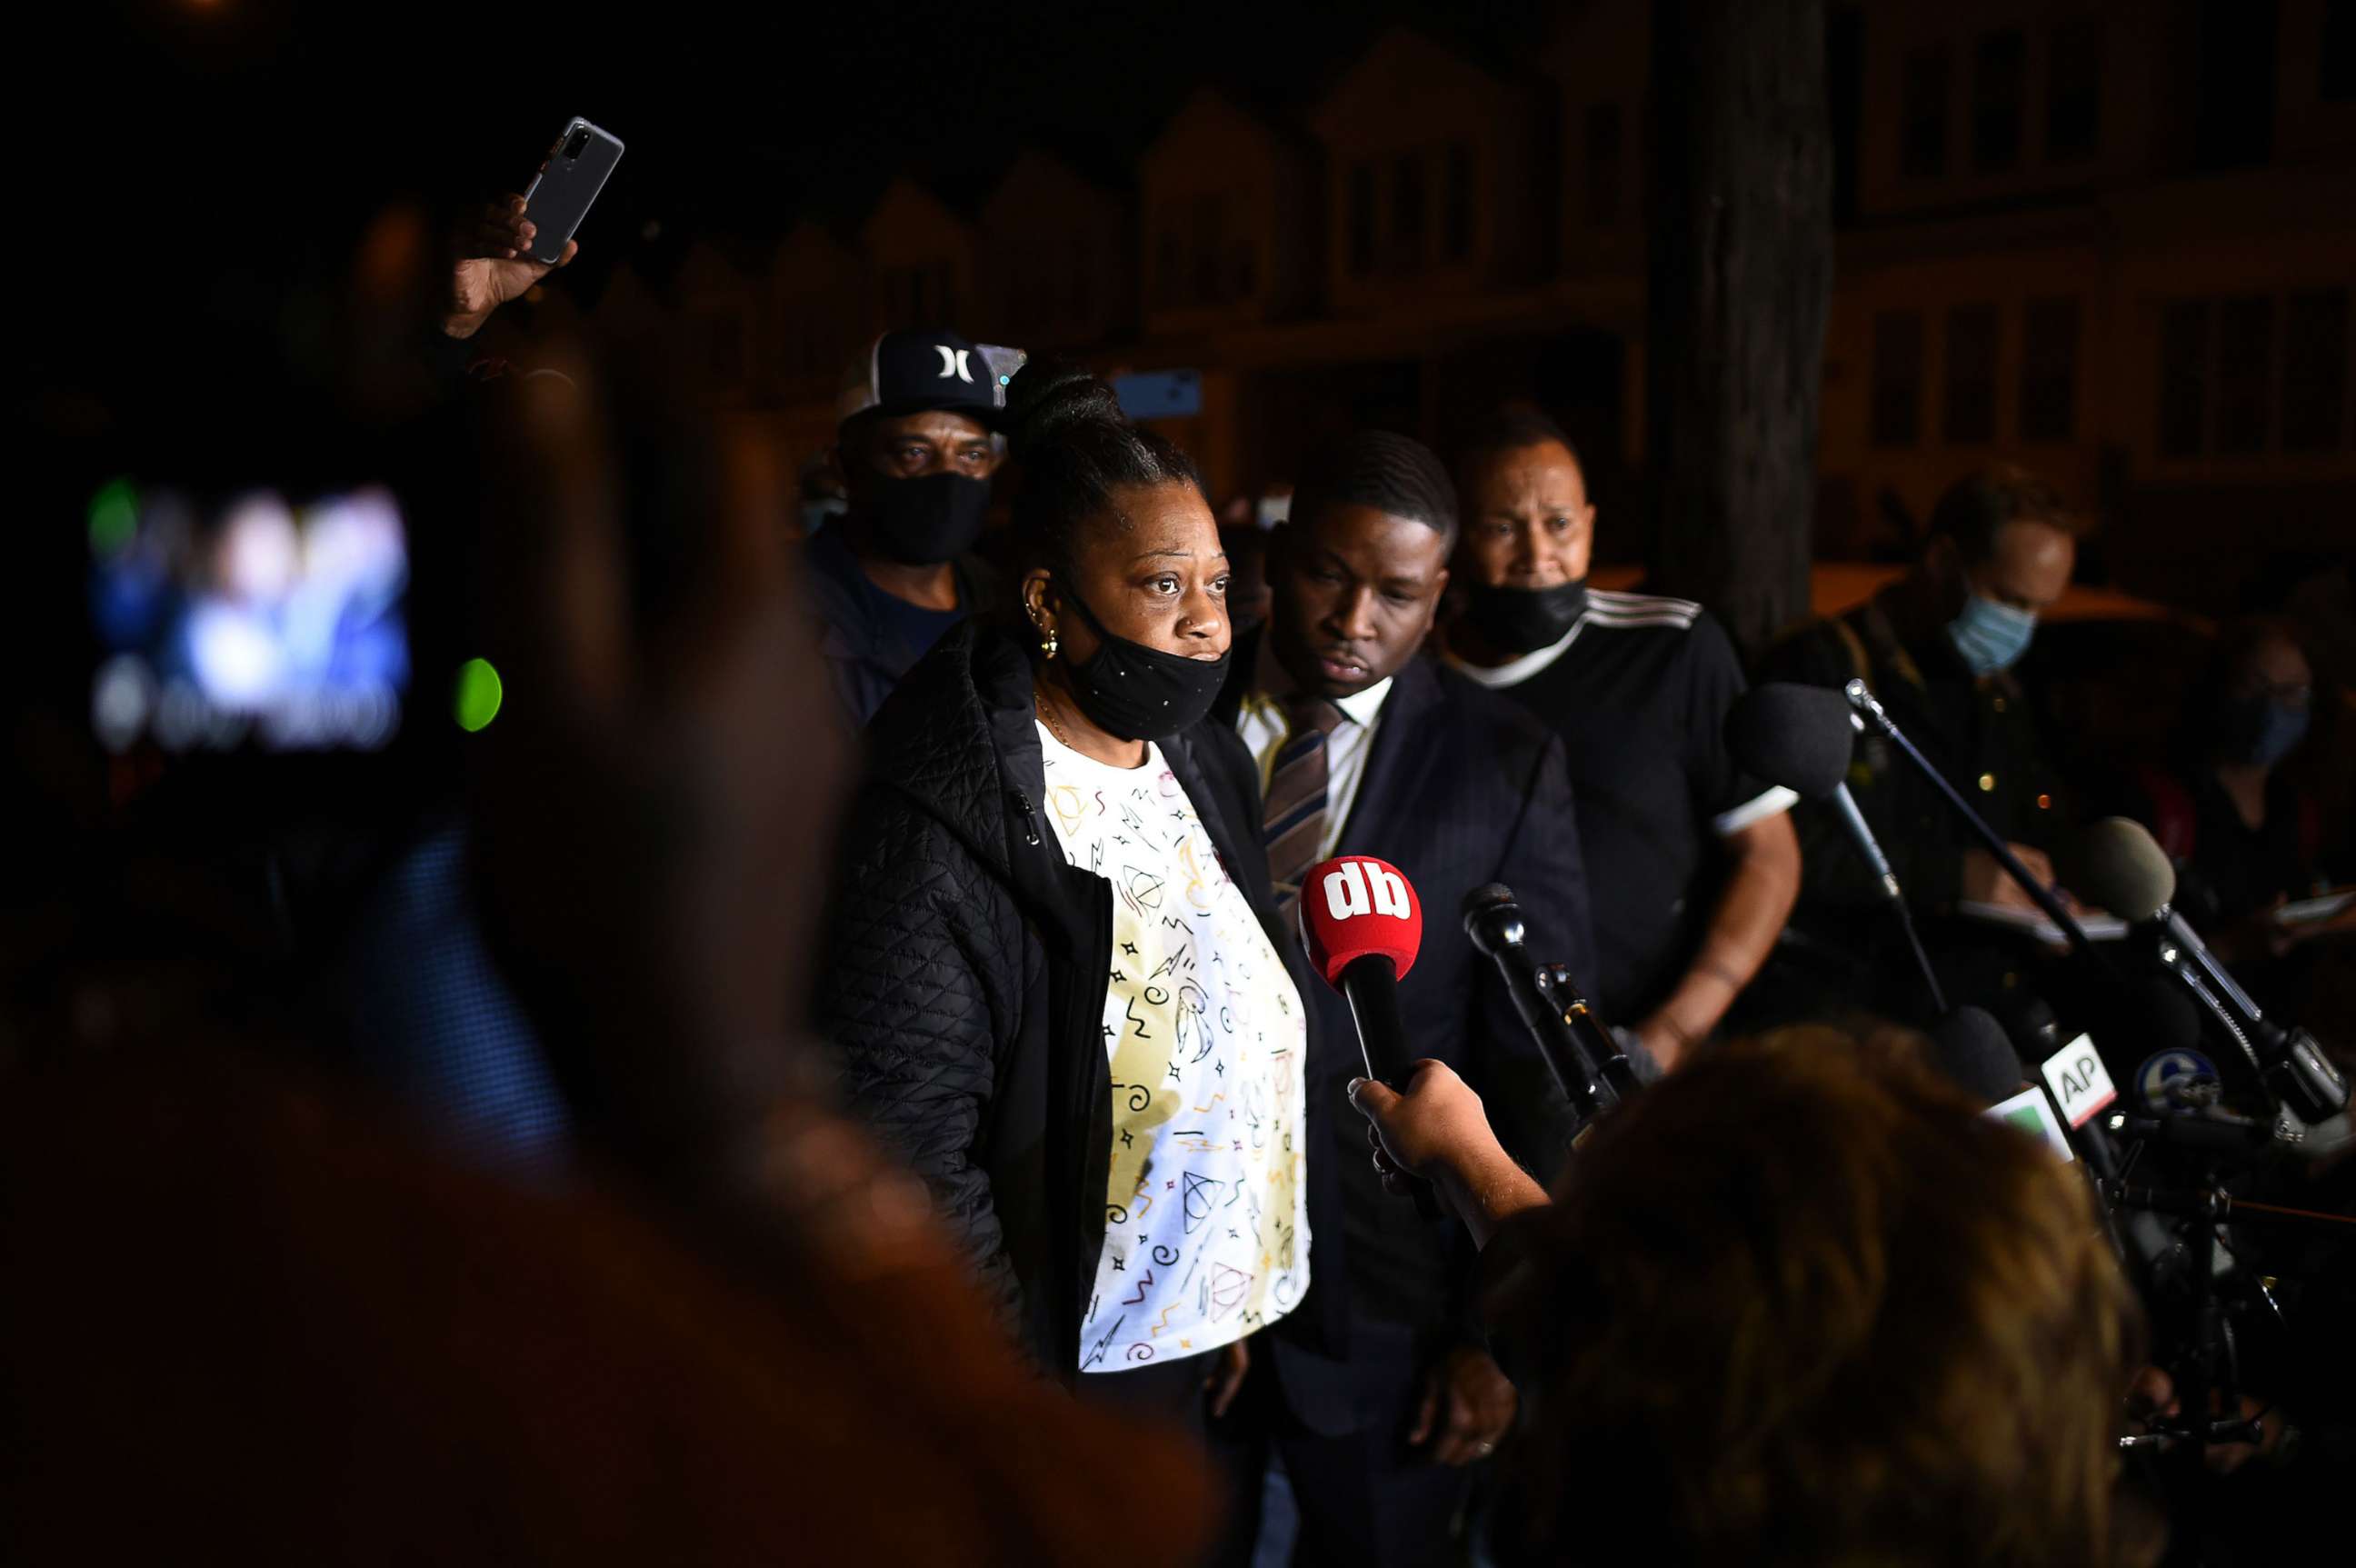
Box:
1501;1028;2142;1567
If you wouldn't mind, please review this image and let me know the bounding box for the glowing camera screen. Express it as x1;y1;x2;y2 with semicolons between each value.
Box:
86;479;409;753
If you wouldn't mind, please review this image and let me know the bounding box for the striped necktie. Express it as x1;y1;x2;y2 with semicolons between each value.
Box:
1263;693;1345;917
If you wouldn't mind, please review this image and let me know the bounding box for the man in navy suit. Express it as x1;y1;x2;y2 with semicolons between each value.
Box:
1211;432;1595;1567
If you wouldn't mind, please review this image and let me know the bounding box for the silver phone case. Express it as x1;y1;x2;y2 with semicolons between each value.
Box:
520;117;624;265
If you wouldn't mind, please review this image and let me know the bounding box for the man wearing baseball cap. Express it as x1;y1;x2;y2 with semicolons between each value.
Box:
804;328;1025;725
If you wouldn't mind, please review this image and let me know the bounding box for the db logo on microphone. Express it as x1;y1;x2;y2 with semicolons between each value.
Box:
1299;854;1425;987
1321;857;1411;922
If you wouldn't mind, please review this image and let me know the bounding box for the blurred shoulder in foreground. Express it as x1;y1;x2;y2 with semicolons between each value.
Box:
0;1046;1212;1566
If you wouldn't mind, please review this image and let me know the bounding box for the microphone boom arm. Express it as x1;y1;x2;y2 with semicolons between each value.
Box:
1842;679;2101;955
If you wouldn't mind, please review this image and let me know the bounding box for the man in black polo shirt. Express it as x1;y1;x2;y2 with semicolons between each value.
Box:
803;329;1024;725
1442;413;1800;1068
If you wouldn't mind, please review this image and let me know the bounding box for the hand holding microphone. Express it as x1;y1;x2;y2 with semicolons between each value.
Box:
1346;1062;1492;1183
1346;1066;1549;1250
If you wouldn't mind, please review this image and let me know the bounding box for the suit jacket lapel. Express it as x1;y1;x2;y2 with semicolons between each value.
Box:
1337;654;1444;857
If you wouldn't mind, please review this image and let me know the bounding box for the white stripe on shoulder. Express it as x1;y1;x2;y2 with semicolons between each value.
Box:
1584;588;1702;629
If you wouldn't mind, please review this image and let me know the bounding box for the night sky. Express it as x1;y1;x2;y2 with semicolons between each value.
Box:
41;0;1549;409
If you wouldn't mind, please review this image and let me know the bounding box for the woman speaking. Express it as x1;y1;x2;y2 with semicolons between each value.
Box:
816;365;1313;1466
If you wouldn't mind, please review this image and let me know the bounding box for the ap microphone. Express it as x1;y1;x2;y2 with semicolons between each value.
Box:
1726;683;1946;1013
1952;1000;2190;1291
2079;817;2350;1125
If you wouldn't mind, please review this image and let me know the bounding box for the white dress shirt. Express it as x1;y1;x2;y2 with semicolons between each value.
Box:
1234;637;1396;862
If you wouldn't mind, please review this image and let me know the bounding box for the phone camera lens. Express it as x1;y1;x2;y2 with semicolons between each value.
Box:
564;130;590;159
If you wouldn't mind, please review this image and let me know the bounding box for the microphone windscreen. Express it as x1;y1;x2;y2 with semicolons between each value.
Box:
1297;854;1424;989
1930;1006;2028;1106
1460;882;1512;925
1723;683;1855;801
2077;817;2177;924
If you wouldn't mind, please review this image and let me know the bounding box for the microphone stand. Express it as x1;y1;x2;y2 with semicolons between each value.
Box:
1537;964;1645;1106
2102;1155;2351;1469
1461;887;1644;1131
1842;680;2111;969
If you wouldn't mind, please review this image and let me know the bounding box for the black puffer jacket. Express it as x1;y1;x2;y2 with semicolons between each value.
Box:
815;619;1332;1376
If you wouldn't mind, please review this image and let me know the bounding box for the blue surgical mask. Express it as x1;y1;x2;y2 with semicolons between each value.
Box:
2221;694;2310;769
800;496;848;536
1947;593;2037;676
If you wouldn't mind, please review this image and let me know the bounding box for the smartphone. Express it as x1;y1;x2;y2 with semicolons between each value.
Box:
520;117;624;265
87;478;410;753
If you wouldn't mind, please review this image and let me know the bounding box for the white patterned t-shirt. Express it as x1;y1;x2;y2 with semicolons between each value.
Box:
1035;724;1312;1373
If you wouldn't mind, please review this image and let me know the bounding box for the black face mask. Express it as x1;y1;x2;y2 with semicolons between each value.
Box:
1464;578;1589;655
859;472;990;565
1055;583;1232;743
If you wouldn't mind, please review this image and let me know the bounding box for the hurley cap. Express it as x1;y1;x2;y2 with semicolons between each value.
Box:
836;329;1028;431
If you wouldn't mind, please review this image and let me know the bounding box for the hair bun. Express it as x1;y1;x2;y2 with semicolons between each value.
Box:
1003;361;1127;465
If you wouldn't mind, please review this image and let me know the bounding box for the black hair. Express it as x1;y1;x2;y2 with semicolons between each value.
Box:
1927;464;2088;564
1452;405;1584;480
1003;361;1203;581
1289;430;1458;546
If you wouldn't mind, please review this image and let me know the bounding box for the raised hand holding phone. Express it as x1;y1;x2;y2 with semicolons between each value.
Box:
444;117;622;340
445;195;574;339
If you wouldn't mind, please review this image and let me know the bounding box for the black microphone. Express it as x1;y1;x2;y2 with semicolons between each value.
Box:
2078;817;2350;1124
1726;683;1947;1013
1945;1001;2189;1292
1929;1005;2032;1105
1460;884;1637;1121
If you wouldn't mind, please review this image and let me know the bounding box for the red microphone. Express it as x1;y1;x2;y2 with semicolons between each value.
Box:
1300;855;1440;1217
1298;854;1424;1090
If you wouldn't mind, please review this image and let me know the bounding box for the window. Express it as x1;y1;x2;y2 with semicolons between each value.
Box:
1872;310;1925;446
1972;30;2026;173
2158;299;2211;457
1902;46;1951;180
2019;295;2081;443
2192;0;2278;172
2045;15;2101;163
2281;288;2348;451
1348;163;1376;277
1586;104;1623;225
1391;152;1426;273
2215;295;2275;454
1943;304;2000;443
1443;142;1474;262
